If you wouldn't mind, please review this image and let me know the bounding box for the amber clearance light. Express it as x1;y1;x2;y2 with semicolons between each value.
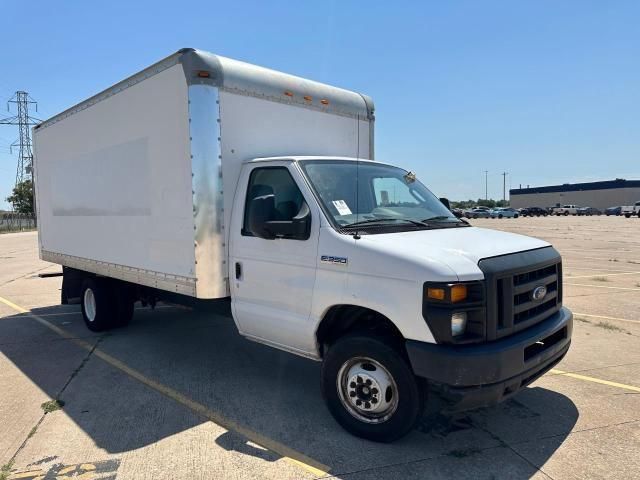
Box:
427;284;468;303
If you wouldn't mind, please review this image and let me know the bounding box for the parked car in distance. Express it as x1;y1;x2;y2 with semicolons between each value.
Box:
464;207;491;219
451;208;464;218
605;206;622;216
577;207;602;216
521;207;548;217
490;207;519;219
554;205;579;216
621;201;640;218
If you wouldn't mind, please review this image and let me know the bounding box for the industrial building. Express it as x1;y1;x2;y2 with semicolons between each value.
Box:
509;179;640;210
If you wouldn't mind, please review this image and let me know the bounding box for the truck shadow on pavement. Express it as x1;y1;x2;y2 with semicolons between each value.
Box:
1;302;579;478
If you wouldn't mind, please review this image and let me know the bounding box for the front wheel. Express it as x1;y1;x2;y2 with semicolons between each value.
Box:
514;214;519;218
321;335;424;442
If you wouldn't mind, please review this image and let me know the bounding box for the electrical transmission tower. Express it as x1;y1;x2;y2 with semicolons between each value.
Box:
0;91;41;187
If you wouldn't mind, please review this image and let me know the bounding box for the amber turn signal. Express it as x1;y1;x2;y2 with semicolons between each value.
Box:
450;284;468;303
427;288;446;301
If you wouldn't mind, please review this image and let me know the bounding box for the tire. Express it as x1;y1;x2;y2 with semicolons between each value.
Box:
514;214;519;218
564;211;569;216
625;214;631;218
81;278;117;332
113;284;135;327
498;214;503;219
473;214;478;219
321;335;424;442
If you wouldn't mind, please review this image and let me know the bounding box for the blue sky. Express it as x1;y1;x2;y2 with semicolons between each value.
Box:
1;0;638;208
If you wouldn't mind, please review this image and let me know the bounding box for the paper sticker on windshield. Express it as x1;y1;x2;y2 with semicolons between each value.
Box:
332;200;352;216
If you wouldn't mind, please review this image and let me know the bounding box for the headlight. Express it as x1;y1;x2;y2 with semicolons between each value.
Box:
423;281;485;344
451;312;467;336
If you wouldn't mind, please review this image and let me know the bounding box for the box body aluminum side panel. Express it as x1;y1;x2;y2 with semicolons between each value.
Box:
218;90;370;248
34;64;200;295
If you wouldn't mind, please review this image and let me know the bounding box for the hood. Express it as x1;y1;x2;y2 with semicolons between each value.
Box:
354;226;549;281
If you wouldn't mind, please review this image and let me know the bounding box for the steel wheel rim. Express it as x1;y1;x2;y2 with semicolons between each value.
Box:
336;356;399;424
84;288;96;322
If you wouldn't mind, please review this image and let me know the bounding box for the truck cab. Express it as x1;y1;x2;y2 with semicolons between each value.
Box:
229;155;572;441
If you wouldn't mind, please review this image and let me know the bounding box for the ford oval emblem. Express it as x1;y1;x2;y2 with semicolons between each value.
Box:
532;285;547;301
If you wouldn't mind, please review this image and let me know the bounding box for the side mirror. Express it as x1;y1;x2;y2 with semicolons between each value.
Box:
248;196;311;240
248;194;277;239
439;197;451;210
266;202;311;240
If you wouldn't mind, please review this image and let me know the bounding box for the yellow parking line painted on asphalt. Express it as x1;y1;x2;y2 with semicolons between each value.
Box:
7;469;44;479
565;283;640;291
1;304;183;320
0;295;329;477
573;312;639;324
0;295;29;313
550;369;640;393
568;271;640;279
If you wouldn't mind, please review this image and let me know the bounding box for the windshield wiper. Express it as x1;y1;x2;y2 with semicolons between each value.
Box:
421;216;470;226
343;217;429;228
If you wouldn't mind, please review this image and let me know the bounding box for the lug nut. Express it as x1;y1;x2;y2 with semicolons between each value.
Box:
365;379;372;386
350;382;356;388
364;402;371;409
357;376;363;383
349;391;356;397
371;388;378;394
371;398;378;404
356;399;362;406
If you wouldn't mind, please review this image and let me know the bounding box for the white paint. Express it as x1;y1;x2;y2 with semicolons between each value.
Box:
34;64;195;279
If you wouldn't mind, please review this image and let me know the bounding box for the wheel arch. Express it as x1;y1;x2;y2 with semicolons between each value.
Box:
315;304;406;358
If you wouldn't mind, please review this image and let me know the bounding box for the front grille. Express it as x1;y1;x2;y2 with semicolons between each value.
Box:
479;247;563;341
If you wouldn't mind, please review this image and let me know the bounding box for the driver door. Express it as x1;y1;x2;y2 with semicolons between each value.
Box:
229;163;320;356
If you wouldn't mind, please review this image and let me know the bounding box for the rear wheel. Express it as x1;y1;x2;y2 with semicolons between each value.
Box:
113;284;135;327
514;214;519;218
321;335;424;442
80;278;135;331
564;211;569;216
81;278;116;332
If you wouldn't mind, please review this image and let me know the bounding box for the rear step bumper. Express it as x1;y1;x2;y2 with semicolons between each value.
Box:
406;306;572;411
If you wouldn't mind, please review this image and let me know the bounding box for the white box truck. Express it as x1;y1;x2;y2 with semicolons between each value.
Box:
33;48;572;442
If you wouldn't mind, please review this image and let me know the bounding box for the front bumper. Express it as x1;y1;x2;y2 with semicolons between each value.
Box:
406;306;572;411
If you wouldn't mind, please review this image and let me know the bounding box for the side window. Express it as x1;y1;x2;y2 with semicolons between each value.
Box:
242;167;305;236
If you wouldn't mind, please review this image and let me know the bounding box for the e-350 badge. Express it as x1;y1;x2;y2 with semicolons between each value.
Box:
321;255;348;266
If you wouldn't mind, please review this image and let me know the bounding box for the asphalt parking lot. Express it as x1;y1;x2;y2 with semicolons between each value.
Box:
1;216;639;480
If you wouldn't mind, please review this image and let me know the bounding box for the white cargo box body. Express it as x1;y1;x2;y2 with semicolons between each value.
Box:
34;48;374;299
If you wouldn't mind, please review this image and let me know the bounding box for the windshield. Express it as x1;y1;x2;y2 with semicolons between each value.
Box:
299;160;461;231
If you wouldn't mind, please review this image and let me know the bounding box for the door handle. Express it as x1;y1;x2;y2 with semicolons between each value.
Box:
235;262;242;280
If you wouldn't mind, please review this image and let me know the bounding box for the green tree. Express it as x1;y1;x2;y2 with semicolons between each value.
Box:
6;179;34;214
